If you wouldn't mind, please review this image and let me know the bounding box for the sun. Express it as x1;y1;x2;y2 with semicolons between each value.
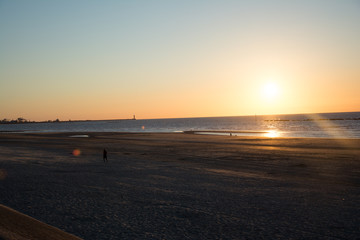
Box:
262;82;279;99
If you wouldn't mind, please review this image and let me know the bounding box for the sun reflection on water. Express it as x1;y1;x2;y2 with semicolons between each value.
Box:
264;130;280;138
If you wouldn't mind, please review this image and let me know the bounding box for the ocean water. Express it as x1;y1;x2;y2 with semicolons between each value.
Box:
1;112;360;139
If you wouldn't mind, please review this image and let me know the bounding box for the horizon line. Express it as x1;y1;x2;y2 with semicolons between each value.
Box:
3;110;360;123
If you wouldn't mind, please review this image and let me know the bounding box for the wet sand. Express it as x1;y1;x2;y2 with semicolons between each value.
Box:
0;133;359;239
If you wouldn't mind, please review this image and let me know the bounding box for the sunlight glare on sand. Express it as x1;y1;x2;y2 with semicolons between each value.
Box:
69;135;89;138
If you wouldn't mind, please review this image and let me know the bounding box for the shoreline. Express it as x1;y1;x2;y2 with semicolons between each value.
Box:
1;131;360;140
1;132;359;239
1;112;360;139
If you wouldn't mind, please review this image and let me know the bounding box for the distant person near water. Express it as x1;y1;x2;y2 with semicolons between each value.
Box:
103;149;108;163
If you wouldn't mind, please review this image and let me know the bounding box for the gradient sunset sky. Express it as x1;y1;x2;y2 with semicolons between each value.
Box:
1;0;359;121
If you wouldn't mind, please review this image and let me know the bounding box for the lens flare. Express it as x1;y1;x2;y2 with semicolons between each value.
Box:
0;169;7;180
72;149;81;156
308;114;349;139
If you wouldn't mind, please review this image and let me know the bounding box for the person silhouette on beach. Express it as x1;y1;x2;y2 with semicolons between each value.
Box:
103;149;108;163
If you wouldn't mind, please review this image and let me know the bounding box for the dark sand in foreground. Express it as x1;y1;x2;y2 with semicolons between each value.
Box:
0;133;359;239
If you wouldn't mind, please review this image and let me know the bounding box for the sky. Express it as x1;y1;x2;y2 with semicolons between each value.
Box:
1;0;359;121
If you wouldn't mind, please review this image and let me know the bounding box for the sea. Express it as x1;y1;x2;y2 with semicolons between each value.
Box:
1;112;360;139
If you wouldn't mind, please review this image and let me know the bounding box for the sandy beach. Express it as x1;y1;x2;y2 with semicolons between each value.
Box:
0;133;359;239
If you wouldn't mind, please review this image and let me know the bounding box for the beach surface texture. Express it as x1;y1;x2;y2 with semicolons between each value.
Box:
0;133;359;239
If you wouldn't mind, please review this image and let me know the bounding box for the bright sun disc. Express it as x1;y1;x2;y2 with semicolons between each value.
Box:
263;82;279;99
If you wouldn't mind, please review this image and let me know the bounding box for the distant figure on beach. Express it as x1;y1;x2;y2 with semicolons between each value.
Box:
103;149;108;163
